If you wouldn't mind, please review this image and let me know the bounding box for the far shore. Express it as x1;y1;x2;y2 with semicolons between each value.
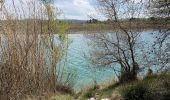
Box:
68;21;170;32
1;20;169;34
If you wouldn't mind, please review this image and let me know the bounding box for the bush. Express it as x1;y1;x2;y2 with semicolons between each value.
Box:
83;91;94;98
56;84;73;94
0;1;72;99
121;83;153;100
81;87;96;98
143;74;158;80
119;73;170;100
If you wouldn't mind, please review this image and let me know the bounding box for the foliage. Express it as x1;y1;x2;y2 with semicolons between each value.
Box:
120;73;170;100
82;91;95;98
77;83;99;99
49;93;73;100
121;83;153;100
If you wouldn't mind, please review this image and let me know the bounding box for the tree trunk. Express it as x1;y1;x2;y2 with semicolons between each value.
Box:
119;64;138;83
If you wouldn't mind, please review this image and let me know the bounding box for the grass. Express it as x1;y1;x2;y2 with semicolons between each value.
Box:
49;94;74;100
21;72;170;100
75;80;121;99
23;93;74;100
0;2;74;99
77;72;170;100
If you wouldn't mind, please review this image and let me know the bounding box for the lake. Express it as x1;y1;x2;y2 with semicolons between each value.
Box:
58;30;160;92
0;30;167;92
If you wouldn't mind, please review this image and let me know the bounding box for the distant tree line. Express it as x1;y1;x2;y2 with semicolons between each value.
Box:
87;19;99;23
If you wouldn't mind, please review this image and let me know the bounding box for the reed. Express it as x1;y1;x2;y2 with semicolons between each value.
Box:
0;0;74;99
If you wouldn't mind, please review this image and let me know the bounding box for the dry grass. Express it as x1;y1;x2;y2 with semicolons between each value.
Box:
21;93;74;100
0;1;74;99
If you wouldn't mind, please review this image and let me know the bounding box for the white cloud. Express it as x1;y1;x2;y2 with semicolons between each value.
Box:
1;0;106;20
73;0;89;7
55;0;106;20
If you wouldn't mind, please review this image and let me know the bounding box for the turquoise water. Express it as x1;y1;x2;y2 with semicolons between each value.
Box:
0;30;168;92
65;34;115;91
58;30;168;92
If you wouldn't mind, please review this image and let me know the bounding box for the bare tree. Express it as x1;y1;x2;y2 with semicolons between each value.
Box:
87;0;145;83
149;0;170;17
148;0;170;72
0;0;4;9
149;0;170;43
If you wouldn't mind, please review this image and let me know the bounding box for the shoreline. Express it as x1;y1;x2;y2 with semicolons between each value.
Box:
68;22;170;32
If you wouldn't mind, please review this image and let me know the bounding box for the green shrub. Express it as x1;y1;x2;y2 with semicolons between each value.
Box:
121;83;153;100
82;91;95;98
163;93;170;100
143;74;158;80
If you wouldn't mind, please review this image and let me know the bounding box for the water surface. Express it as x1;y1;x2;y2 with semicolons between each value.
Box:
60;30;157;91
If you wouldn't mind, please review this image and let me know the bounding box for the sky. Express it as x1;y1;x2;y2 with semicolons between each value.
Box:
0;0;145;20
1;0;104;20
54;0;145;20
54;0;144;20
55;0;103;20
